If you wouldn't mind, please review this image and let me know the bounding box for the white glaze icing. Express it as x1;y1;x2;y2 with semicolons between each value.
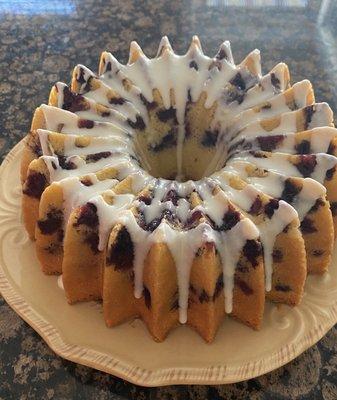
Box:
229;151;337;184
229;103;332;147
225;160;326;222
59;175;118;225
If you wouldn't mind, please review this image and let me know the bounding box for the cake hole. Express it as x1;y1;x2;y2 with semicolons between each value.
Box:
133;93;227;182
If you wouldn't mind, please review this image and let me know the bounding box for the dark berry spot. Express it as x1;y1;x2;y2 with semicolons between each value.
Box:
76;67;86;85
330;202;337;216
190;285;197;295
185;89;192;104
213;273;224;300
189;60;198;70
264;199;279;218
127;115;146;130
85;151;112;163
295;140;311;154
236;260;249;273
201;130;219;147
300;217;317;233
141;209;177;232
274;284;291;292
23;172;48;199
185;210;204;229
109;97;125;105
58;156;77;170
295;155;317;177
230;73;246;90
138;195;152;205
313;249;324;257
163;189;179;206
257;135;284;152
304;105;315;129
249;196;262;215
272;248;283;263
280;179;301;204
157;107;177;123
74;203;98;228
37;208;63;235
140;94;157;110
270;73;281;90
243;239;262;268
62;86;87;113
224;72;257;105
199;289;210;303
77;119;94;129
143;286;151;309
234;277;253;295
107;227;134;271
326;166;336;181
149;129;177;152
217;206;241;231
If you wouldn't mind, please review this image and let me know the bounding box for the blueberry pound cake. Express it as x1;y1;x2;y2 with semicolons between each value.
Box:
21;37;337;342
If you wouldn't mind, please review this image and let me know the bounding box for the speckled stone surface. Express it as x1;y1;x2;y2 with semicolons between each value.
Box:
1;0;337;398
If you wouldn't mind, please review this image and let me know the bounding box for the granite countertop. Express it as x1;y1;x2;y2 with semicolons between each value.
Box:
1;0;337;398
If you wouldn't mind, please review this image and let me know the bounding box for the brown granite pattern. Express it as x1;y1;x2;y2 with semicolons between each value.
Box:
1;0;337;398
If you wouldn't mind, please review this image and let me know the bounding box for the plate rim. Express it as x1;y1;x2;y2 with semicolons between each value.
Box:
1;140;337;387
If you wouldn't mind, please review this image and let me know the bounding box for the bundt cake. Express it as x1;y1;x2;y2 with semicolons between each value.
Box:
21;36;337;342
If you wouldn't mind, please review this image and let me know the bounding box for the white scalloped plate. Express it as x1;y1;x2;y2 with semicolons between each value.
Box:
1;140;337;386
